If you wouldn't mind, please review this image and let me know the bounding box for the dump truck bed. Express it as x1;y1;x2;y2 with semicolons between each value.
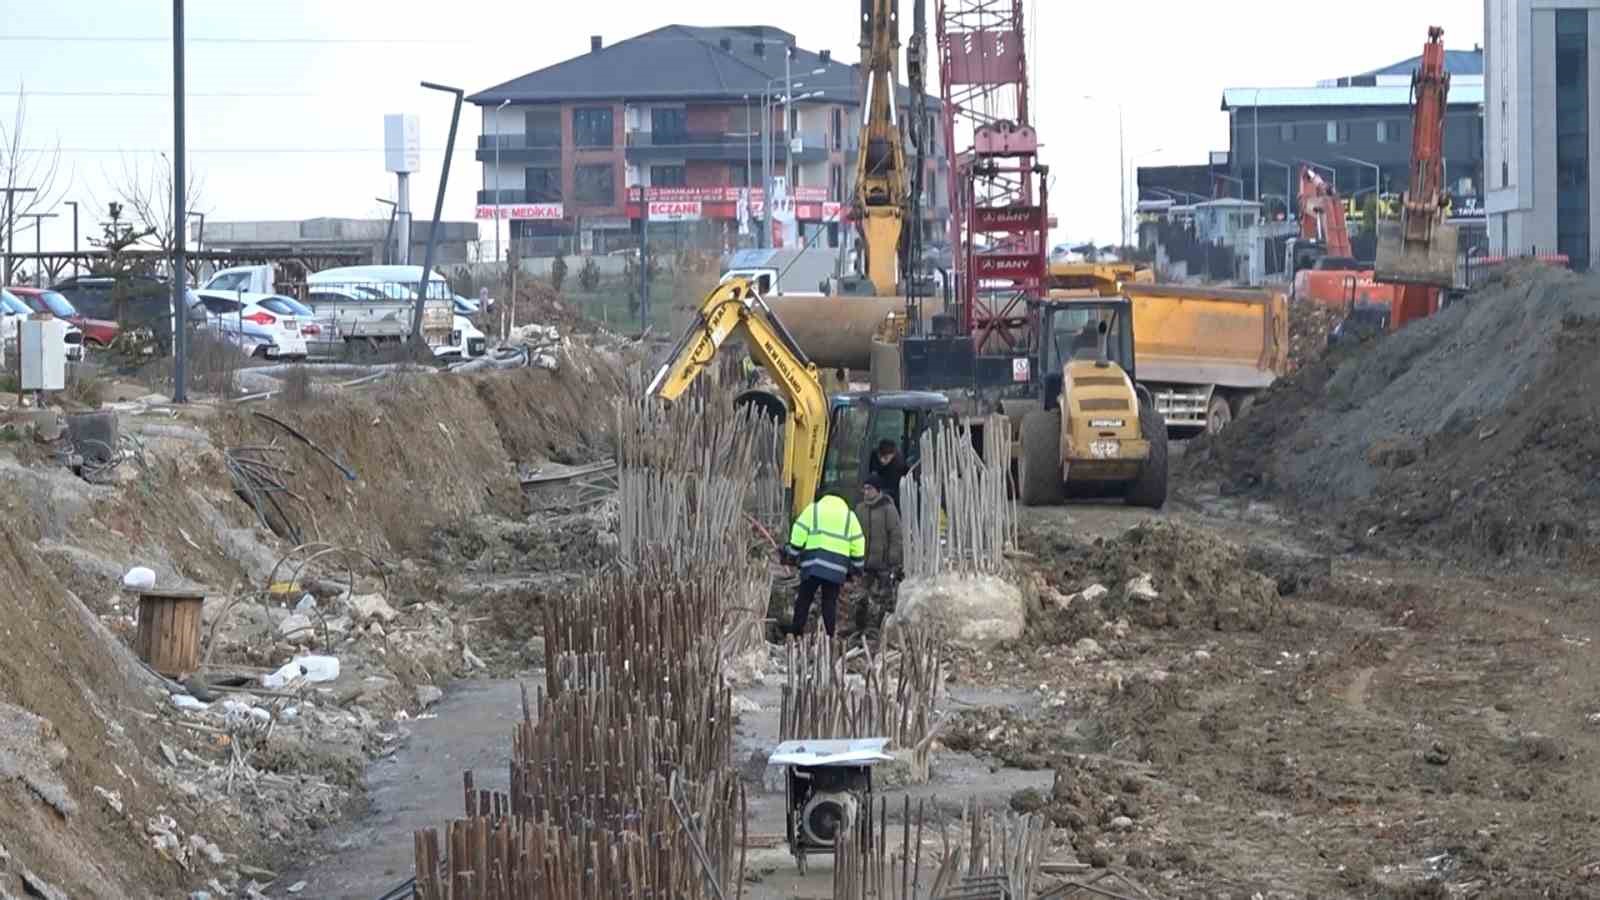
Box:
1125;284;1288;390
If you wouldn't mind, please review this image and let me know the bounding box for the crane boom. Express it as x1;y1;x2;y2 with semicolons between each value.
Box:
853;0;909;297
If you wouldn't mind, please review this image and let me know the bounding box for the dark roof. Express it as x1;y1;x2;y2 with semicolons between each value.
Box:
1361;47;1484;78
469;24;932;107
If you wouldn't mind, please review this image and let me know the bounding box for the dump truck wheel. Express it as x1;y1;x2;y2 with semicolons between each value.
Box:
1019;410;1064;507
1205;393;1232;435
1127;404;1169;509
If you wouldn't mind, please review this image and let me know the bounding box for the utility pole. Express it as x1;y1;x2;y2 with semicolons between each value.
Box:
1;187;37;287
172;0;188;403
63;201;79;277
20;212;57;286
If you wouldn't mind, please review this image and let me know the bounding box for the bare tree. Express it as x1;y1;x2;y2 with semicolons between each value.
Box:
0;84;68;284
112;153;206;253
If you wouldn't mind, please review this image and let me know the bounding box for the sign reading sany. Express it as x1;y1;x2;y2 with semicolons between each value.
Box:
475;204;564;221
648;200;703;222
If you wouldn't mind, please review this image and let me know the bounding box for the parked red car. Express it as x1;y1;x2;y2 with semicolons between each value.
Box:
6;286;122;347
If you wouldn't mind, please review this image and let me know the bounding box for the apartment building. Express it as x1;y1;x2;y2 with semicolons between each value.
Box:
467;25;947;255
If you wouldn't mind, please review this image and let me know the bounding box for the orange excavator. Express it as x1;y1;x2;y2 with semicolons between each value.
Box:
1375;26;1457;329
1290;166;1396;326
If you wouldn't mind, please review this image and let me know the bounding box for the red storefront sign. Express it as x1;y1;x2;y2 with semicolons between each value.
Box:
647;200;703;222
972;205;1044;232
475;203;565;221
641;185;829;203
972;253;1045;280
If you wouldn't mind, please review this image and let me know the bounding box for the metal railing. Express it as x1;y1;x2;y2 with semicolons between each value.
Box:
476;133;561;150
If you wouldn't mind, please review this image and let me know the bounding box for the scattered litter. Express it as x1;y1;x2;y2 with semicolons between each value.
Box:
287;880;307;894
94;785;123;814
1124;573;1159;602
123;566;157;590
294;594;318;614
346;592;398;623
260;655;340;689
170;694;211;712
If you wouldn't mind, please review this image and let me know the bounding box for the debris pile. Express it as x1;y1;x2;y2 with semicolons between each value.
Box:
1187;263;1600;566
1286;295;1342;372
1036;521;1283;635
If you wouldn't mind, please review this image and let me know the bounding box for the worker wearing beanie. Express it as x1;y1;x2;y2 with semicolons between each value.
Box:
853;474;903;631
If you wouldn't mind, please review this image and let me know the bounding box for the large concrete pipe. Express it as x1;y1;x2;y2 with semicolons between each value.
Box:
763;293;937;371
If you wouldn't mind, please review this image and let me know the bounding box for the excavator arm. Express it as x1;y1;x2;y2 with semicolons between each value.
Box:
646;278;831;519
853;0;909;297
1298;167;1354;259
1376;25;1458;294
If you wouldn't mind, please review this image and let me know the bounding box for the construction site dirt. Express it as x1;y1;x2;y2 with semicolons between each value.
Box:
5;268;1600;897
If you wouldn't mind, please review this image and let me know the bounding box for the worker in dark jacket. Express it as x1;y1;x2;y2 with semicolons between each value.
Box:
783;486;866;639
852;475;903;630
868;439;909;509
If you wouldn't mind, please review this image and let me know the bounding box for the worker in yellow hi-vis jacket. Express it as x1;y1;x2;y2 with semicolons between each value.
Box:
781;485;866;639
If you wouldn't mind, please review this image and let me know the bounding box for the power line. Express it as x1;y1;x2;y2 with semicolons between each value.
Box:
18;147;462;154
0;35;469;44
14;90;315;98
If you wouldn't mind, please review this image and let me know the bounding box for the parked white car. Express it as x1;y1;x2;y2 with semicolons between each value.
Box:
194;293;308;360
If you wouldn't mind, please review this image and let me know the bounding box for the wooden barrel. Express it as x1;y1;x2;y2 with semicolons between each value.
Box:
134;588;208;677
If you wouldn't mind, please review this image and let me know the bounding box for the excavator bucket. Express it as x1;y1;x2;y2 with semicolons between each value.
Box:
1374;218;1459;287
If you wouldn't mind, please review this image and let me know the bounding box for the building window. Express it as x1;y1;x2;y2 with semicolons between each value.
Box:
1376;120;1390;143
525;167;561;202
650;108;687;142
573;107;614;148
526;109;561;147
1279;123;1294;142
574;164;614;204
832;108;844;151
730;163;750;187
1556;9;1590;269
1325;121;1350;144
829;164;843;202
650;165;686;187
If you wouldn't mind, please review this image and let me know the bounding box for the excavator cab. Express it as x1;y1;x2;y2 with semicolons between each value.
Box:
821;391;952;504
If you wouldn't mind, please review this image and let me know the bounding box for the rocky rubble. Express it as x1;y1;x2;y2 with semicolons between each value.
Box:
1030;521;1284;639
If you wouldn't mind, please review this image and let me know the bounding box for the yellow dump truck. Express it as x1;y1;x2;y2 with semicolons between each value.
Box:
1122;283;1288;435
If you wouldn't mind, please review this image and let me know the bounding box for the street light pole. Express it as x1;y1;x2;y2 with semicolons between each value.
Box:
64;201;79;276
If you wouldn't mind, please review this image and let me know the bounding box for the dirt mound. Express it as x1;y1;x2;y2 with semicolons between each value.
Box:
1036;521;1283;634
213;360;623;556
1185;263;1600;567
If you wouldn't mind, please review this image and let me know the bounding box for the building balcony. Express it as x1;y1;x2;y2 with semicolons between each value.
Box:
624;129;830;164
477;189;563;205
474;134;562;164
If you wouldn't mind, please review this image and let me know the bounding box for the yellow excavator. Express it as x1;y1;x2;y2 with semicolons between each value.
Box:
647;277;952;520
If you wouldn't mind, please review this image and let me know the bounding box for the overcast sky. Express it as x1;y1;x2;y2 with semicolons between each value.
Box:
2;1;1484;254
